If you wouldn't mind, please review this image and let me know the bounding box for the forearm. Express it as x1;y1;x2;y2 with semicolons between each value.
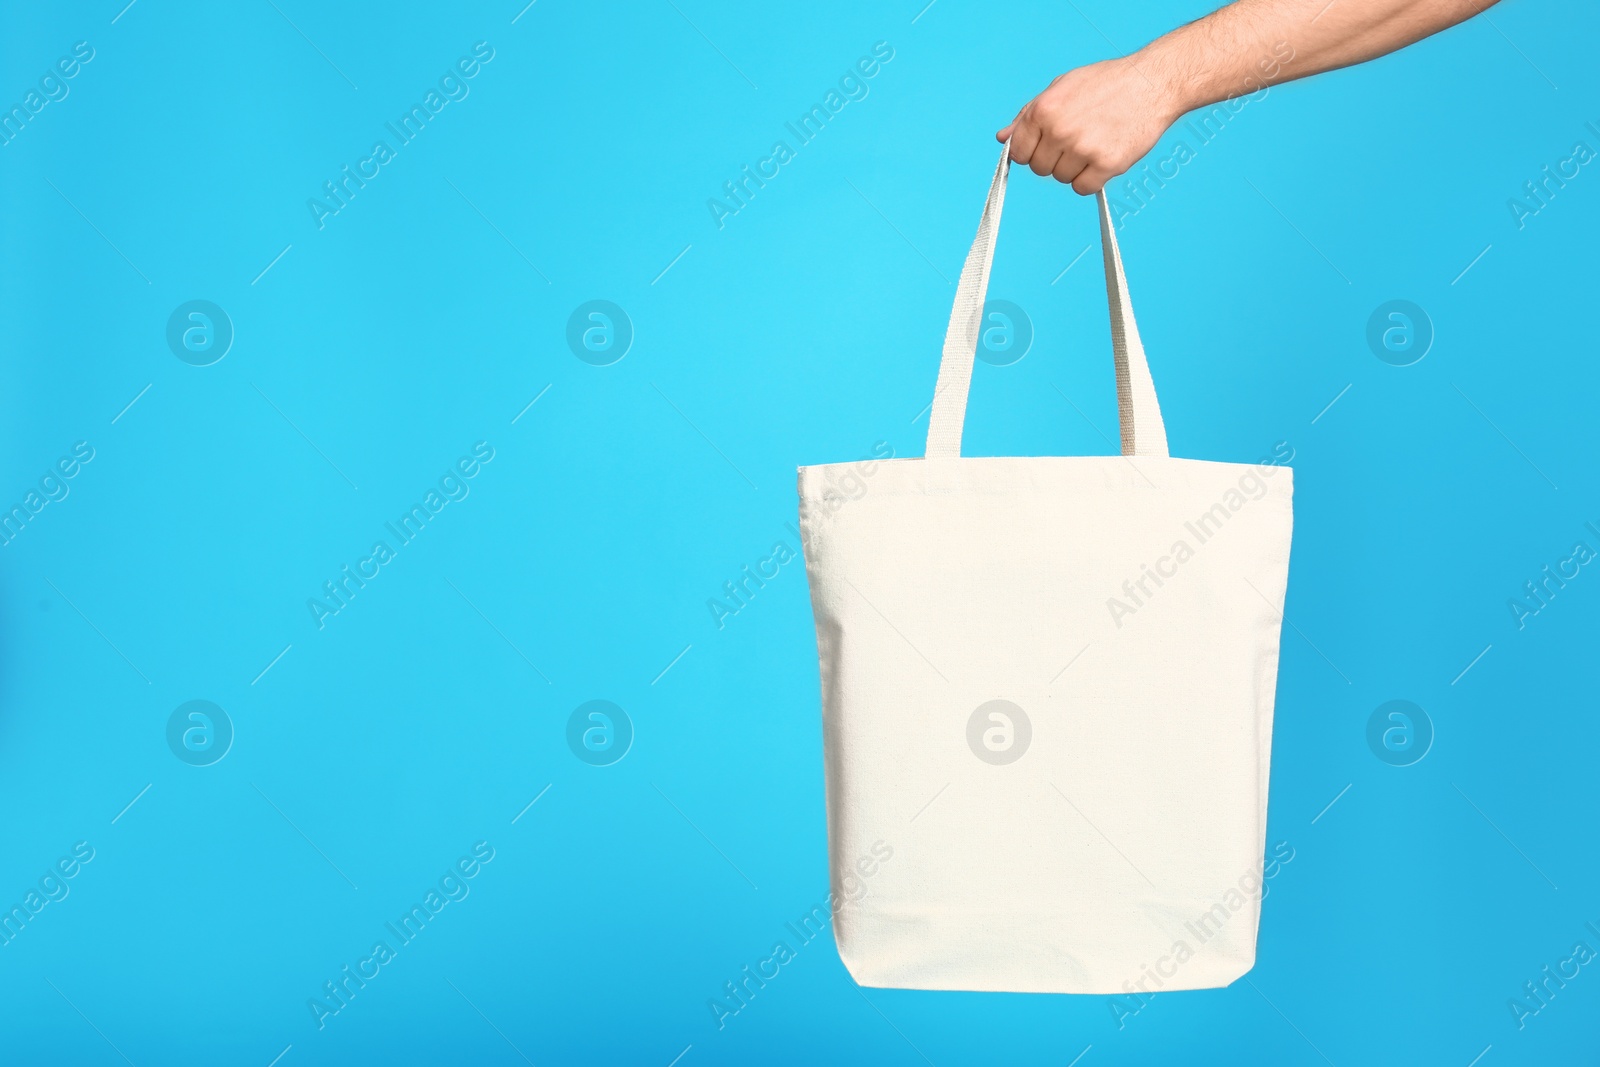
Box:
1000;0;1499;191
1141;0;1498;114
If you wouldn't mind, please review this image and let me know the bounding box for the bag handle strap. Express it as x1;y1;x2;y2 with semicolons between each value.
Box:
924;142;1169;460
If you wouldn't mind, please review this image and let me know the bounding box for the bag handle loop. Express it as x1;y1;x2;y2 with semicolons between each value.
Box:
923;141;1169;460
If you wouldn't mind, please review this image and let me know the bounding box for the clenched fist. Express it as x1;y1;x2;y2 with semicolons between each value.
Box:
996;57;1180;195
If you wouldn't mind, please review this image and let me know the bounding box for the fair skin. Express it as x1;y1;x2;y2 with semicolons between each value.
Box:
1000;0;1501;192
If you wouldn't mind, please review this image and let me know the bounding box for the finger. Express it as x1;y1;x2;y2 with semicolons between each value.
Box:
1028;140;1063;178
1008;121;1041;165
996;122;1014;143
1071;167;1114;196
1052;153;1088;187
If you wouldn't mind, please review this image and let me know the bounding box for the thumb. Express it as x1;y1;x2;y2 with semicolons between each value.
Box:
996;122;1014;143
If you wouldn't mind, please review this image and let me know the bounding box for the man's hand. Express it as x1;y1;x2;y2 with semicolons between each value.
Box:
999;0;1499;193
997;58;1181;195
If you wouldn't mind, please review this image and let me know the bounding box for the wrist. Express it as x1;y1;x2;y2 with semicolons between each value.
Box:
1132;34;1220;120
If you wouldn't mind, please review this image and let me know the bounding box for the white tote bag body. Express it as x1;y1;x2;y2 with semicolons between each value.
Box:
797;145;1293;995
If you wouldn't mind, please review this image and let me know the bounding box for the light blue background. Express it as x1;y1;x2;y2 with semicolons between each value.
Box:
2;1;1596;1063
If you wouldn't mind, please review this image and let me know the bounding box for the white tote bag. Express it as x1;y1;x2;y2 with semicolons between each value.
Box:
796;144;1294;994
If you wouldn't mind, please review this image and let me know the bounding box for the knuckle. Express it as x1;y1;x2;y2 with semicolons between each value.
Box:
1042;113;1075;142
1075;138;1109;166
